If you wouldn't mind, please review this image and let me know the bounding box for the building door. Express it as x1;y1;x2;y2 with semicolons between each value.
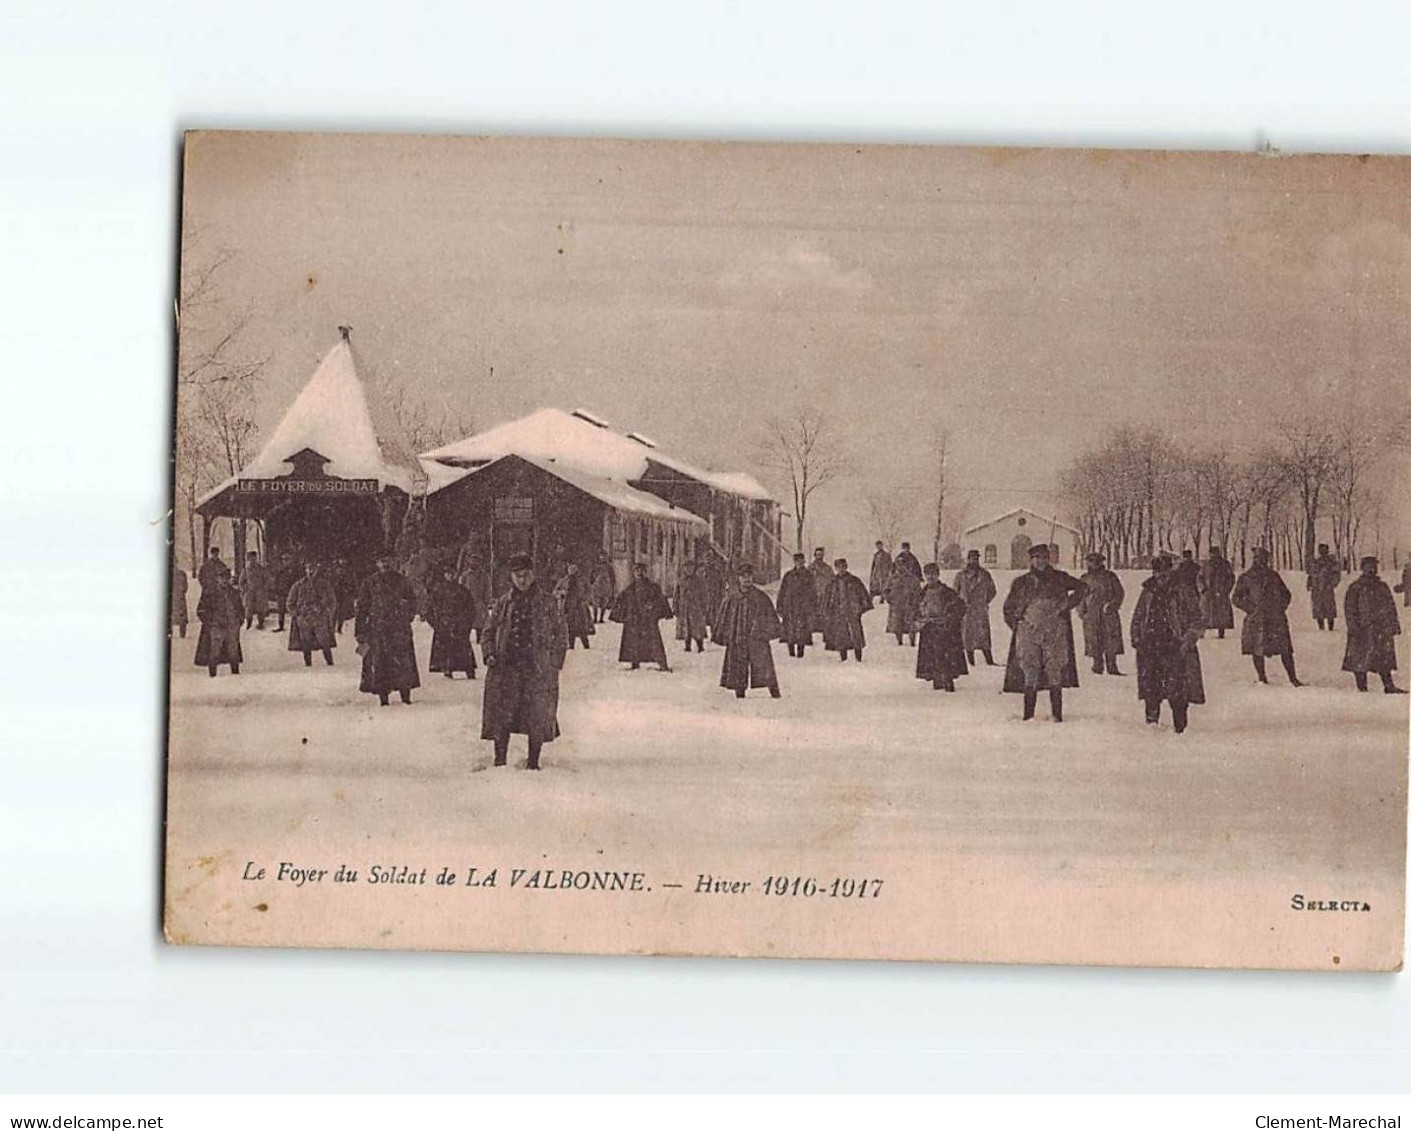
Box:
1010;533;1032;569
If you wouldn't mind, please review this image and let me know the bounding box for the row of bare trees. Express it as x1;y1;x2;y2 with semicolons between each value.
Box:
1060;409;1405;572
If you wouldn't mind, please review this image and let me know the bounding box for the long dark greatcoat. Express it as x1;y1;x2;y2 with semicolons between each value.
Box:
1001;568;1085;693
808;559;835;632
611;578;672;665
776;565;817;648
1307;552;1343;621
915;581;969;683
717;584;782;692
1197;555;1236;630
1398;563;1411;608
1231;563;1293;657
286;572;337;652
869;549;893;598
355;570;421;696
480;584;568;743
171;567;189;630
240;560;270;619
555;572;596;641
1077;567;1125;658
1131;572;1206;707
427;575;479;675
700;559;727;634
954;564;997;652
1342;574;1401;674
673;570;712;642
885;569;922;637
194;578;243;670
822;571;873;652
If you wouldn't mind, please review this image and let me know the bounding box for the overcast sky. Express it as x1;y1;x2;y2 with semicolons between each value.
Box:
181;132;1411;554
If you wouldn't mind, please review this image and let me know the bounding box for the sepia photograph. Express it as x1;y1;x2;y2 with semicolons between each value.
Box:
164;131;1409;969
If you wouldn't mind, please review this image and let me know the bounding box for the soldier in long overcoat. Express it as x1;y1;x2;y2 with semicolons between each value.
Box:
822;558;873;661
915;563;968;691
354;555;421;705
885;566;922;646
1077;552;1126;675
194;573;243;677
588;553;617;625
869;542;893;602
672;559;712;652
716;563;783;698
554;563;595;651
427;565;478;679
286;561;338;666
1398;561;1411;608
1197;546;1236;638
1342;557;1407;694
1307;544;1342;630
197;546;231;593
171;565;189;638
1232;547;1302;686
481;552;568;770
892;542;923;582
808;548;835;634
271;552;299;631
1131;555;1206;733
610;562;673;671
1002;544;1086;721
776;552;817;658
954;550;998;666
239;551;270;629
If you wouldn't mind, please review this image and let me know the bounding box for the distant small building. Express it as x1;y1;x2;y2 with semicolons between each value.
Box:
422;407;781;592
962;508;1081;570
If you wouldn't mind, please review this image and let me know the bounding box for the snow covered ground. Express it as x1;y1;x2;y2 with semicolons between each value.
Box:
165;570;1408;969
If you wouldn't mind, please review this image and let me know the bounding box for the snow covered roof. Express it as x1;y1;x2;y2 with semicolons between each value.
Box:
198;333;427;506
430;452;708;527
422;407;773;501
964;507;1080;537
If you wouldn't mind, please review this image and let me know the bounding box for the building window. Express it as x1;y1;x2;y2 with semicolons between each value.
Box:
984;543;997;565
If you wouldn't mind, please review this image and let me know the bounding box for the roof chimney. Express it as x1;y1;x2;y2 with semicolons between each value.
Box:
626;431;659;448
338;325;352;342
571;408;611;429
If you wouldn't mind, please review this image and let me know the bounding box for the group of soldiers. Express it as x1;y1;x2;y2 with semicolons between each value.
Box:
174;530;1410;768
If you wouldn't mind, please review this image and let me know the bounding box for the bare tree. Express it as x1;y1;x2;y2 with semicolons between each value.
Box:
755;407;850;553
1275;410;1339;570
387;379;475;454
926;424;951;565
864;490;916;550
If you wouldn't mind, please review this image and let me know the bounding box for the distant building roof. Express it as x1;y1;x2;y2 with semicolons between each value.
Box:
198;333;426;507
422;407;773;501
964;507;1080;537
428;452;708;527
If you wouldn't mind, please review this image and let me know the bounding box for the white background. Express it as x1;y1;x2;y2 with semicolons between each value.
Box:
2;0;1409;1093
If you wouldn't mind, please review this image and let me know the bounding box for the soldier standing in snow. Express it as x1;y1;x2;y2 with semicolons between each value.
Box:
480;552;568;770
1307;543;1342;631
239;551;270;630
869;541;893;603
885;563;921;646
588;552;616;625
1077;551;1126;676
354;553;421;706
716;562;783;699
954;549;998;666
171;564;189;639
776;551;817;658
611;562;673;672
1197;545;1236;639
1231;547;1302;687
915;562;968;692
272;552;299;632
286;560;337;667
1397;560;1411;608
427;563;479;679
1131;554;1206;734
1342;556;1407;694
1002;543;1086;722
194;573;243;678
822;557;873;662
554;562;595;651
808;548;834;635
672;559;711;653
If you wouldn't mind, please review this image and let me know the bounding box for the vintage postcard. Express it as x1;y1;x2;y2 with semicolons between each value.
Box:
165;131;1408;969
